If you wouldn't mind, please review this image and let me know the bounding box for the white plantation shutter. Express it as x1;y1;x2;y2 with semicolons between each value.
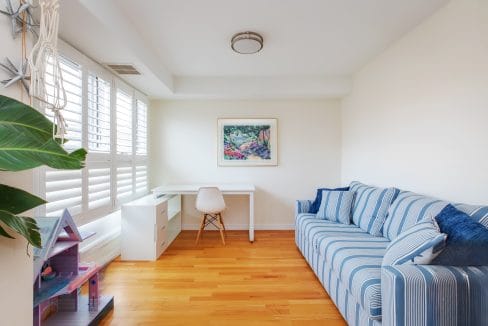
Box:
135;99;148;195
40;48;149;225
85;73;112;216
116;89;133;155
43;55;84;218
116;87;136;204
45;169;83;217
116;164;133;201
87;74;111;153
87;166;111;210
136;100;147;156
44;56;83;150
135;165;148;194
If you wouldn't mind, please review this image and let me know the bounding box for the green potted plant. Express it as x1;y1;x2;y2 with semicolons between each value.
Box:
0;95;86;248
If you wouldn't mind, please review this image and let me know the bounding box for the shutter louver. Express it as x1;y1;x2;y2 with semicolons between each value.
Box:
116;90;133;155
136;100;147;156
44;56;83;151
135;165;147;194
117;165;133;201
88;167;111;210
45;169;83;216
87;74;111;153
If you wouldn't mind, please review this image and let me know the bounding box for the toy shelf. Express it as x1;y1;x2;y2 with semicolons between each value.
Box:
33;210;113;326
34;263;99;307
43;295;114;326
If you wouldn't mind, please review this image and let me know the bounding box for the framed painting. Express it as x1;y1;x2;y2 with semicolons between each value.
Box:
218;118;278;166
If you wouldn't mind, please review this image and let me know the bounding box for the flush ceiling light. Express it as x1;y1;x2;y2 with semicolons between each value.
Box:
231;31;263;54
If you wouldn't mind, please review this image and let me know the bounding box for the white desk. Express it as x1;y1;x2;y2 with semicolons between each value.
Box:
152;184;256;242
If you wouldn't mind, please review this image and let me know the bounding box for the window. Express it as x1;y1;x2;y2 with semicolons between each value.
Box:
39;52;149;225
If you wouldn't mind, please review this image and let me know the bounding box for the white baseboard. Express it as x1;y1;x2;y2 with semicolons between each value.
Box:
182;224;295;230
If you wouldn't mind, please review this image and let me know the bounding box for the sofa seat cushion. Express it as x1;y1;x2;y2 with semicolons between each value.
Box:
314;232;389;319
296;213;366;248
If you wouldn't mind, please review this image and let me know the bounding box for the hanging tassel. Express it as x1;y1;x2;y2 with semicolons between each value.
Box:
28;0;67;141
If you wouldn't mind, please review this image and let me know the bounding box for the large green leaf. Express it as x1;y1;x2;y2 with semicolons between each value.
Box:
0;95;86;248
0;184;46;214
0;95;54;141
0;211;41;248
0;95;87;171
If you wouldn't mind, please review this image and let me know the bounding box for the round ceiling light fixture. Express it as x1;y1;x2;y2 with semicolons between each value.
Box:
231;31;263;54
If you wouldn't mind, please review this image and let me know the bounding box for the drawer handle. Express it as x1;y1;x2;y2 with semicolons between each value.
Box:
161;241;166;247
161;225;166;230
160;210;166;214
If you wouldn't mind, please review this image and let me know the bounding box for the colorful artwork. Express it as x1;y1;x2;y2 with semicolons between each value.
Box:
218;118;277;166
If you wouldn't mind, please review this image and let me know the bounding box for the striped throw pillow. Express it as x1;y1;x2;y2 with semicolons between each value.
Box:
316;190;354;224
382;218;447;266
350;181;399;236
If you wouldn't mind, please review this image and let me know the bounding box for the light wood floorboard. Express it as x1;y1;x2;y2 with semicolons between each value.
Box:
98;230;346;325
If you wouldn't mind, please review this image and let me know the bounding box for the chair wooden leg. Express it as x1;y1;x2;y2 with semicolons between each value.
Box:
217;213;226;245
219;213;226;233
195;214;206;245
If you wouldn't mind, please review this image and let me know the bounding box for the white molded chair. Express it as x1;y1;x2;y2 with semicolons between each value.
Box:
195;187;226;245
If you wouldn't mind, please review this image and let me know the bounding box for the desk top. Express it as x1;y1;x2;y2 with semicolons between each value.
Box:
152;183;255;195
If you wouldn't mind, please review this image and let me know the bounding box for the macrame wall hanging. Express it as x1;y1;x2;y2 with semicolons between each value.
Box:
29;0;67;140
1;0;66;140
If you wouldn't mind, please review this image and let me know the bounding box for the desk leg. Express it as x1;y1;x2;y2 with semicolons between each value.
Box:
249;192;254;242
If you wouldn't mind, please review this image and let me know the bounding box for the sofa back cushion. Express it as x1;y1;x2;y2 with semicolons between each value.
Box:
383;191;448;241
349;181;399;236
453;203;488;228
384;191;488;241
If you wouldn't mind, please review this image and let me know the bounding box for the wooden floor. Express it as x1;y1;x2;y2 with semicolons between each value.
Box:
98;230;345;326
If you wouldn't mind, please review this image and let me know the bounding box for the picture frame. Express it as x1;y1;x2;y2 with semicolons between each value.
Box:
217;118;278;166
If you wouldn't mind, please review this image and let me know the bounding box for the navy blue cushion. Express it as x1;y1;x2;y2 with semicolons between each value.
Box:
310;187;349;214
433;204;488;266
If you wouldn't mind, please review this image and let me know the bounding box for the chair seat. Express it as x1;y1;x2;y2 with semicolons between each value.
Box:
195;187;226;245
196;187;226;213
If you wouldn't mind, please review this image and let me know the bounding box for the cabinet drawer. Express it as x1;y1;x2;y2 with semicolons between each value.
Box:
156;228;167;258
155;202;168;228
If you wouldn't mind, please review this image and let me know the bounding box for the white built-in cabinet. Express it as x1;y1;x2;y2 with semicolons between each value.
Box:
121;194;181;260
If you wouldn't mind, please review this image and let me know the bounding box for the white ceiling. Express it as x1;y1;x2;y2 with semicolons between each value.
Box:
58;0;448;99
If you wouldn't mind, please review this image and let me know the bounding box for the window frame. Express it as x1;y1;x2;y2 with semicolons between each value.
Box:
34;41;149;226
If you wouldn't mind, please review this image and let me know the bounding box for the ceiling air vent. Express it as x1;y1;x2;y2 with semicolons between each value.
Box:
105;63;141;75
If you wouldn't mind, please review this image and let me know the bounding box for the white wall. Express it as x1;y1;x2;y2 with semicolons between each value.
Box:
150;99;342;229
341;0;488;204
0;8;34;324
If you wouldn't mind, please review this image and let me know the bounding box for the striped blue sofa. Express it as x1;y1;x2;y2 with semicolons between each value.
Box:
295;184;488;326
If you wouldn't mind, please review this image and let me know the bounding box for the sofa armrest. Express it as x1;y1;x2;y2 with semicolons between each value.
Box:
295;200;312;216
382;265;488;326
